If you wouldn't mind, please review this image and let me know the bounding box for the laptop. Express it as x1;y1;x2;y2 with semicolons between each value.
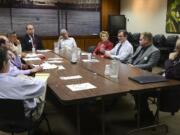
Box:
128;75;168;84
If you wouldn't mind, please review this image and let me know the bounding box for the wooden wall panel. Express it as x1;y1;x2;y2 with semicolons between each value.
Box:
101;0;120;31
41;36;100;51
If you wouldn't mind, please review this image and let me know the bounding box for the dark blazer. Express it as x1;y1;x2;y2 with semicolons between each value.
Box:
128;45;160;71
21;34;44;51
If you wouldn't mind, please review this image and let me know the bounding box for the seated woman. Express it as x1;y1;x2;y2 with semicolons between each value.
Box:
93;31;113;58
0;47;45;118
165;38;180;80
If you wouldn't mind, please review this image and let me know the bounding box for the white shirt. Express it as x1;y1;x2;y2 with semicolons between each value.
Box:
106;40;133;62
0;73;45;116
58;37;77;49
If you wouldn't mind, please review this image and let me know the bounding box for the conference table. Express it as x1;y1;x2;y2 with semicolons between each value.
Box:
24;50;180;135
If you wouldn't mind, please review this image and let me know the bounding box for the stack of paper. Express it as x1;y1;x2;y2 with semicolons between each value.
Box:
35;73;50;82
36;50;51;53
60;75;82;80
47;60;63;64
23;57;41;61
66;82;96;91
58;65;65;70
48;58;63;61
82;59;99;63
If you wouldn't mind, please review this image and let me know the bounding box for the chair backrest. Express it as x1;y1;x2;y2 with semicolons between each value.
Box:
0;99;31;133
166;35;179;48
0;99;25;122
153;34;166;47
87;45;96;53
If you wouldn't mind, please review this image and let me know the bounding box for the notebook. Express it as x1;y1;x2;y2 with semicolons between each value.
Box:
128;75;167;84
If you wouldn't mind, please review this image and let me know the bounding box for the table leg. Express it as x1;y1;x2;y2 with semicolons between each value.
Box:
101;99;105;135
76;104;81;135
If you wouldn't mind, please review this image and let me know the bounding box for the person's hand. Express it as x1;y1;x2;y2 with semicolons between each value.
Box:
169;52;178;60
15;39;21;45
21;64;29;70
30;66;43;73
105;51;111;57
100;48;105;53
128;64;134;67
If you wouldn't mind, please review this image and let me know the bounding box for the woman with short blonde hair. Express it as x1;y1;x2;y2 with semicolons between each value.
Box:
93;31;113;58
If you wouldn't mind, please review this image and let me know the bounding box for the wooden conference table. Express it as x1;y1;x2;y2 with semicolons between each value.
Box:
25;50;180;135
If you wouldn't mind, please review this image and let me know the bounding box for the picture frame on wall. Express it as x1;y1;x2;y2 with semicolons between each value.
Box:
166;0;180;34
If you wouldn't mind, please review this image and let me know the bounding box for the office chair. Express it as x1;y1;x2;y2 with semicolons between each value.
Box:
87;45;96;53
166;35;179;51
131;33;140;50
0;99;52;135
153;34;166;48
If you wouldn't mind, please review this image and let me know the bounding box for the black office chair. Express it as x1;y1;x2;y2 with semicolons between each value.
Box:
153;34;166;48
166;35;179;51
0;99;52;135
87;45;96;53
131;33;140;50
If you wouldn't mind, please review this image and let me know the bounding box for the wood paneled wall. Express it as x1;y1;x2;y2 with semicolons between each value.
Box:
101;0;120;31
42;0;120;50
42;35;100;51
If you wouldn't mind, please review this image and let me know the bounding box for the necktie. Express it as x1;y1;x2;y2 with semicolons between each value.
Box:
116;44;122;55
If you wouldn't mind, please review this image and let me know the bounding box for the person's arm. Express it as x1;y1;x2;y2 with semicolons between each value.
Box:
93;42;100;55
72;38;77;47
134;50;160;70
111;45;133;61
105;42;113;50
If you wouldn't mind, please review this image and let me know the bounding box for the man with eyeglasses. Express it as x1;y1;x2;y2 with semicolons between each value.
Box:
21;24;44;51
105;30;133;63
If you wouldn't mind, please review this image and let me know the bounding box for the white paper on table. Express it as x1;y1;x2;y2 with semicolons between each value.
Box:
23;57;41;61
81;52;89;56
32;62;57;70
35;73;50;82
36;49;51;53
60;75;82;80
66;83;96;91
41;62;57;69
26;53;44;58
48;57;63;61
82;59;99;63
58;65;65;70
47;60;63;64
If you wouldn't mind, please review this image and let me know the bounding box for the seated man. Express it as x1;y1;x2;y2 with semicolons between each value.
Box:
21;24;44;51
0;47;45;118
58;29;77;50
7;31;22;56
105;30;133;63
93;31;113;58
128;32;160;71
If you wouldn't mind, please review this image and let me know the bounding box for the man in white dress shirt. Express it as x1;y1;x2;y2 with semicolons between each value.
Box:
0;47;45;118
105;30;133;63
58;29;77;49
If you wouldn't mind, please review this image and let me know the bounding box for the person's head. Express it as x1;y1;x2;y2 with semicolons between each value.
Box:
60;29;69;39
139;32;153;47
117;30;128;43
26;24;35;36
99;31;109;42
7;31;17;43
175;38;180;54
0;47;10;73
0;35;10;48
